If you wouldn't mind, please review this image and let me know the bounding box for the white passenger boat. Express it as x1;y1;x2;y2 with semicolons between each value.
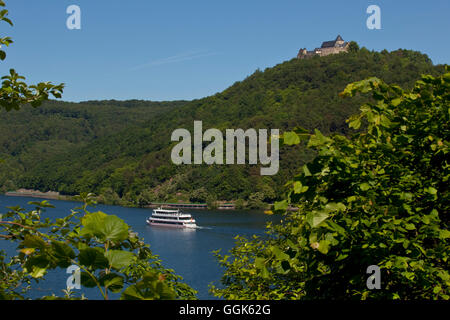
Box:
146;207;197;228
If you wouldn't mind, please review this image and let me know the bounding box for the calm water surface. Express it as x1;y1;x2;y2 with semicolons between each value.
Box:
0;195;281;299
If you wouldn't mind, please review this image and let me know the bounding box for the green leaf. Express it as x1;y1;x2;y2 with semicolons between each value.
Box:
80;271;98;288
391;98;402;106
303;164;311;177
439;229;450;239
100;273;124;293
306;211;329;228
22;235;47;250
24;255;50;278
80;212;129;242
260;265;270;279
51;241;75;268
348;115;362;129
292;181;301;193
274;200;288;212
78;247;109;269
29;266;47;278
326;220;346;236
380;114;392;127
324;202;346;212
254;257;265;270
307;129;332;147
100;215;129;241
121;284;145;300
425;187;437;195
104;250;134;269
82;211;108;226
283;131;300;145
335;254;348;261
270;246;289;260
404;223;416;230
121;272;176;300
80;211;108;237
359;183;370;191
293;181;309;194
317;240;331;254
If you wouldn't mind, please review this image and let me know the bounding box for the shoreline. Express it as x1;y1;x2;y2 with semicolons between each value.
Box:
2;191;297;212
4;190;70;201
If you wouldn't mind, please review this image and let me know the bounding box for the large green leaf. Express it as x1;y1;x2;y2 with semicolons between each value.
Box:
121;284;144;300
104;250;134;269
80;211;129;242
100;215;129;242
81;211;107;228
306;211;330;228
79;211;108;238
100;273;124;293
22;235;47;250
23;255;50;278
79;247;109;269
80;271;98;288
51;241;75;268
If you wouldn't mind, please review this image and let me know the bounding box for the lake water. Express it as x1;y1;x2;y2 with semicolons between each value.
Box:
0;195;281;299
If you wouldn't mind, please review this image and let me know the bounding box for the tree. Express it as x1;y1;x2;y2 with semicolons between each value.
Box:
247;192;266;209
348;41;360;53
211;70;449;300
189;187;209;203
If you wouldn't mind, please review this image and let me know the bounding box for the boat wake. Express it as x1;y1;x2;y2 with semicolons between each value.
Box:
194;225;212;230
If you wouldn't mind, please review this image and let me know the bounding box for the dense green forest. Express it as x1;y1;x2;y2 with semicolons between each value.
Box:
0;100;187;193
0;48;445;208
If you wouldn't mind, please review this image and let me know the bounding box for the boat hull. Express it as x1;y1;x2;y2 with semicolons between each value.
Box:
146;219;197;229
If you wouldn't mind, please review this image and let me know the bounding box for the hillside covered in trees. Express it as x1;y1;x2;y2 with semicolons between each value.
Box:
0;48;445;208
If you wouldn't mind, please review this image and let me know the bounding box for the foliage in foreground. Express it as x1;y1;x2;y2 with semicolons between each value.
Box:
0;1;63;110
0;194;197;300
211;70;449;300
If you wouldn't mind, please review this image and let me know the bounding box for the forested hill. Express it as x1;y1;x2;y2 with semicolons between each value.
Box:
0;48;445;208
0;100;187;191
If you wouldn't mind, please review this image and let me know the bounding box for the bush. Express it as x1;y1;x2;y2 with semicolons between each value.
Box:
247;192;266;209
211;70;449;300
189;187;209;203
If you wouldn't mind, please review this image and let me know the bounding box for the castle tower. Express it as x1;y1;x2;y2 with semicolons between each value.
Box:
335;35;344;46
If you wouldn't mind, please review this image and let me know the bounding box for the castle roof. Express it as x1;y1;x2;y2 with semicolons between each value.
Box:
321;35;345;48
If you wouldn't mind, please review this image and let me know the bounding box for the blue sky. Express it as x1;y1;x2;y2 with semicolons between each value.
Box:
1;0;449;102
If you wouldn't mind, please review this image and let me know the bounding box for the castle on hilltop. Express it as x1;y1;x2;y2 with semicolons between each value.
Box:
297;35;349;59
